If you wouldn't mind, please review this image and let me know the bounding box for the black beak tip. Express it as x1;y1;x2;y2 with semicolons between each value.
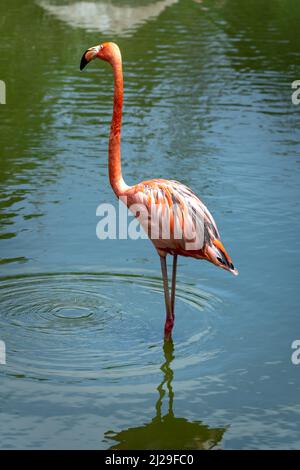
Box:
80;50;89;71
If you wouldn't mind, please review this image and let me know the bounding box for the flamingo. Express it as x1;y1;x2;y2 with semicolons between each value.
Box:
80;42;238;341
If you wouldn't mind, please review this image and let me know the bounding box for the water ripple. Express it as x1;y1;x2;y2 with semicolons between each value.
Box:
0;272;219;383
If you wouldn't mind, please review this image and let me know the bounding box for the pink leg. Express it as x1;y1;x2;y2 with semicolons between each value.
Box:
160;255;173;341
171;254;177;320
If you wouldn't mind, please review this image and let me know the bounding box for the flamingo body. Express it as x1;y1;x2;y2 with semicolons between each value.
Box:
123;178;237;274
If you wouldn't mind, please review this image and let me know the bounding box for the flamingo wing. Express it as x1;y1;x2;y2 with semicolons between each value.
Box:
124;179;237;275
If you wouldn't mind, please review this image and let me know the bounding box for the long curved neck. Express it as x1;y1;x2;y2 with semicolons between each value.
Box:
108;56;128;196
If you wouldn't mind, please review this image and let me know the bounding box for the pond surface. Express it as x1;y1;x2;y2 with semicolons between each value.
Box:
0;0;300;449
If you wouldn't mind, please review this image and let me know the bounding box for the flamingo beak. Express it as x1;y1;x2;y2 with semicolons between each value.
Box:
80;50;90;70
80;46;101;70
80;49;94;70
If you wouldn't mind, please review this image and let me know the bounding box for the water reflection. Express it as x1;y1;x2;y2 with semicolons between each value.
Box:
105;341;226;450
38;0;179;36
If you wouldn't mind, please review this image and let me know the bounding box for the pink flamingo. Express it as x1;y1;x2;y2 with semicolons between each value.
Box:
80;42;238;341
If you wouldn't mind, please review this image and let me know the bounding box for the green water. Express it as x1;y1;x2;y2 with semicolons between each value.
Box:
0;0;300;449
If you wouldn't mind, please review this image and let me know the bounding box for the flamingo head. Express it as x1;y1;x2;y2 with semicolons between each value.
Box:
80;42;121;70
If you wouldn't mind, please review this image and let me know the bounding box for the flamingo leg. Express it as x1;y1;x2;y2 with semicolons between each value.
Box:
171;254;177;319
160;256;173;341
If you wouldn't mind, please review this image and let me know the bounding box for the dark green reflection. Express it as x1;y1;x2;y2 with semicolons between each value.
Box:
105;341;226;450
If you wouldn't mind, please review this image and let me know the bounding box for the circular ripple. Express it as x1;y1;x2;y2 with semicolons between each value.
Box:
0;272;220;382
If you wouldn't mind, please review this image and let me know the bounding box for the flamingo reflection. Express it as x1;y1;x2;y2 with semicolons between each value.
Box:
105;341;227;450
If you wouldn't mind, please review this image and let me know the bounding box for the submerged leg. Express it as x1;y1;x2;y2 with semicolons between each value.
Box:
171;254;177;319
160;255;173;341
